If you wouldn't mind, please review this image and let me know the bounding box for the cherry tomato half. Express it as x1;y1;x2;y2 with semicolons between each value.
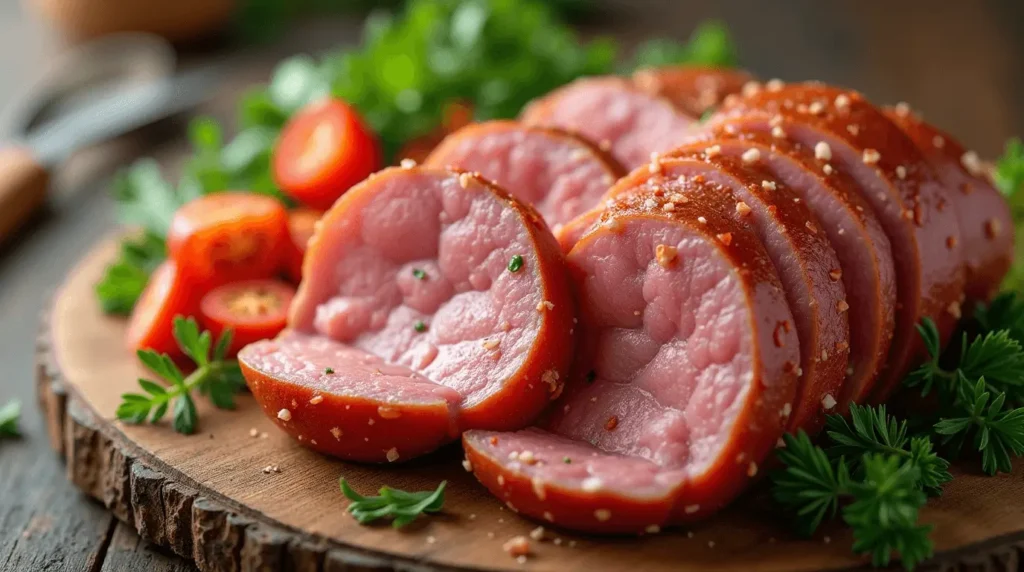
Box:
283;208;322;284
167;192;288;288
199;279;296;356
272;98;381;210
126;261;198;356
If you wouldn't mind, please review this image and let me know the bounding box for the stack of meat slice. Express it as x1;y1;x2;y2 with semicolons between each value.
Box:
462;75;1013;533
238;66;1013;533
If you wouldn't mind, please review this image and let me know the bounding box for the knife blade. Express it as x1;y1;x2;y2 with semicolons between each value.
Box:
25;64;223;167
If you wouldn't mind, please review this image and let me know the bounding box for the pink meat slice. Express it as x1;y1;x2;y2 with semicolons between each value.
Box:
680;121;897;408
660;150;849;434
520;76;698;170
240;166;576;463
464;171;800;533
423;121;625;230
715;84;966;401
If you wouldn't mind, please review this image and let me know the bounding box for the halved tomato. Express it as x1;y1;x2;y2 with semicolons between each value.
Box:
283;208;322;284
167;192;288;287
126;261;198;356
199;279;296;355
272;98;380;210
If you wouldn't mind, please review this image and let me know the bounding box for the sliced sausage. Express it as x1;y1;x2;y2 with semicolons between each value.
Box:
659;149;849;432
464;163;800;533
423;121;625;230
680;122;896;408
715;83;965;401
520;76;696;170
240;166;576;463
884;105;1013;303
631;66;753;118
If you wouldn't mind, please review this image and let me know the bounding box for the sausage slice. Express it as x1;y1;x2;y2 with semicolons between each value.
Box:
464;164;800;533
240;167;576;462
716;83;965;401
681;122;896;408
423;121;625;230
631;66;753;117
520;76;696;170
884;106;1013;303
659;149;849;432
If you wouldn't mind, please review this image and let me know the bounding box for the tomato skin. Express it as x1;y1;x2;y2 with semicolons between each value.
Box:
167;192;288;288
272;98;381;210
126;261;198;356
283;208;322;284
199;279;296;355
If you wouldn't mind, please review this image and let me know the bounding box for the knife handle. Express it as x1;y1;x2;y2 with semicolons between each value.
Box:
0;146;49;246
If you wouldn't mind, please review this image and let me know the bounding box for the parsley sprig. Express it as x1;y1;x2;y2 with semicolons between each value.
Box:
994;138;1024;292
906;318;1024;474
340;478;446;528
116;317;244;434
0;400;20;437
773;410;941;570
774;293;1024;570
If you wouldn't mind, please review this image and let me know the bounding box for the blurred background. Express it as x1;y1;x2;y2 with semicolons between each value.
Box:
0;1;1022;570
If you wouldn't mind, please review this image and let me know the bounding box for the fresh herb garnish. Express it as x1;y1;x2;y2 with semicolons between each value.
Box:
825;404;951;496
627;20;737;71
774;294;1024;569
507;254;524;272
0;400;20;437
773;429;935;570
324;367;335;375
413;320;428;333
905;317;1024;474
116;317;244;434
340;478;446;528
95;232;167;315
994;138;1024;292
412;268;427;280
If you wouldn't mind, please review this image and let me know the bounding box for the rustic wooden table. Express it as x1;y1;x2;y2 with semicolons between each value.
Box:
1;1;1022;570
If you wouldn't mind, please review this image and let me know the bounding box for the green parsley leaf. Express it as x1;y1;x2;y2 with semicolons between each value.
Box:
95;232;167;315
994;137;1024;198
0;400;20;437
340;478;446;528
116;317;243;435
843;455;933;570
628;20;737;71
772;431;848;536
507;254;524;272
933;375;1024;475
975;292;1024;344
824;404;951;496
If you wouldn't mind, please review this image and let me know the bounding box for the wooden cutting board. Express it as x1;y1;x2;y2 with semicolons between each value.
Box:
36;236;1024;572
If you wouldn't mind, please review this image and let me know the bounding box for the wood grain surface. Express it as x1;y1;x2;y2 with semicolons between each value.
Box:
3;1;1024;570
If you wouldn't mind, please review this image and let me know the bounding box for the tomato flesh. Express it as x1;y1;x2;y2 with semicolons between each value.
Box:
167;192;288;287
126;261;198;356
199;279;296;356
272;98;380;210
283;208;322;284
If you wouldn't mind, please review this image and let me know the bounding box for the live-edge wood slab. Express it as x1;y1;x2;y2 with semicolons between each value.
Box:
36;237;1024;572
